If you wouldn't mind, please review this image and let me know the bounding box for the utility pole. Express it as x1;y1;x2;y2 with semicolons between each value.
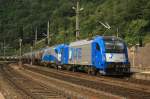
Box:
117;28;119;37
76;0;80;40
19;38;22;66
30;46;33;65
35;27;37;47
3;40;5;57
47;21;50;45
72;0;83;40
0;43;2;56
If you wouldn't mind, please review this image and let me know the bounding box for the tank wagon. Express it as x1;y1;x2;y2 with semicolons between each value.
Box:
42;46;58;64
23;36;130;75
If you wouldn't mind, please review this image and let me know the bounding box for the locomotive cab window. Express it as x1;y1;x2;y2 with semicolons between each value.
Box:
104;37;125;53
96;43;100;51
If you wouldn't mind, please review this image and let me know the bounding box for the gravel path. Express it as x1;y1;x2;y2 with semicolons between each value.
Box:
0;92;5;99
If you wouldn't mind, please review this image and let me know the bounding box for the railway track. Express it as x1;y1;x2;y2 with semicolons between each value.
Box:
0;64;76;99
23;64;150;99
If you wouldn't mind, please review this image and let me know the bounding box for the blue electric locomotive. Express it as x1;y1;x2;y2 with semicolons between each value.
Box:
55;36;130;75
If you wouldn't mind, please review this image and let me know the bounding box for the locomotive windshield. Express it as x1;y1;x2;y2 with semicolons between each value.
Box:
104;37;125;53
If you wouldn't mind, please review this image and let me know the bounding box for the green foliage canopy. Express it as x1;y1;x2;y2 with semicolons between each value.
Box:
0;0;150;55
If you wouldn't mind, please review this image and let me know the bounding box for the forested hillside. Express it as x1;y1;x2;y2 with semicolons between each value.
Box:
0;0;150;52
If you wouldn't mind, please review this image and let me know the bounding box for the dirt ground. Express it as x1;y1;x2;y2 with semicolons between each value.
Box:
0;69;26;99
0;64;122;99
0;92;5;99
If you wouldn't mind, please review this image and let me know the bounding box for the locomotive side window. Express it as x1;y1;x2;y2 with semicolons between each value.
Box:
96;43;100;51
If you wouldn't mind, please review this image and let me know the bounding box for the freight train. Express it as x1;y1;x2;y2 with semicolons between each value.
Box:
22;36;130;75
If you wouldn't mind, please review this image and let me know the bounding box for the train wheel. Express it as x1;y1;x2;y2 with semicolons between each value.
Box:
58;65;62;70
66;65;72;71
88;66;97;76
99;70;106;75
72;65;77;72
43;63;47;67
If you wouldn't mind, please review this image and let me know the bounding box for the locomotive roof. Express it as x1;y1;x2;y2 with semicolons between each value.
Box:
102;36;122;41
69;36;122;46
69;39;92;46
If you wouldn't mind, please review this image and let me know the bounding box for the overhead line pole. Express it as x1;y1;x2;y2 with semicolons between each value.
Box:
19;38;22;66
117;28;119;37
35;27;38;47
0;43;2;56
73;0;83;40
76;0;80;40
47;21;50;45
30;46;33;65
3;40;5;57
